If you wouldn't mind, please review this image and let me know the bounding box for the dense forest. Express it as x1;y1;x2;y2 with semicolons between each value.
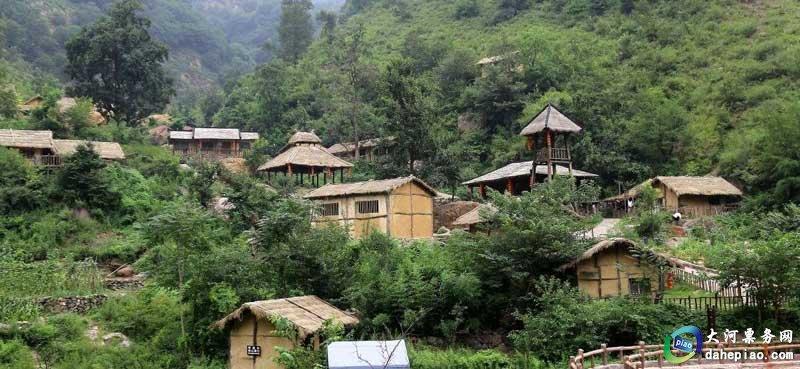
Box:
2;0;800;368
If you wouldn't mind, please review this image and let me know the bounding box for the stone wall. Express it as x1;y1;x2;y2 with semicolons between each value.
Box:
39;295;107;314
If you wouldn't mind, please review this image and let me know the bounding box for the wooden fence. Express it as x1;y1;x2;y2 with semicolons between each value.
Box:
569;341;800;369
662;294;758;311
669;267;745;298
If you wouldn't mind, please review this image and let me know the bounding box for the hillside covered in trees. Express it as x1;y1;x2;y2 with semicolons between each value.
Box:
210;0;800;206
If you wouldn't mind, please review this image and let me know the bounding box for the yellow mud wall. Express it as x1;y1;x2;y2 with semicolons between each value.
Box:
310;196;389;239
576;247;659;298
229;315;295;369
389;182;433;239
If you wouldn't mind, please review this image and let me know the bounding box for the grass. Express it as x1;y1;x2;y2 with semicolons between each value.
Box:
663;282;715;299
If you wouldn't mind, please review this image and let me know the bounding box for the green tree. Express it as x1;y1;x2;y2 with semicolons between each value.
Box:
316;10;338;45
0;147;44;215
56;144;121;213
278;0;314;63
65;0;173;124
380;58;436;174
493;0;530;23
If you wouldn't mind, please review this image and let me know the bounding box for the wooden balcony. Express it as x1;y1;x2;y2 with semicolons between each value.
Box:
535;147;570;162
174;147;248;160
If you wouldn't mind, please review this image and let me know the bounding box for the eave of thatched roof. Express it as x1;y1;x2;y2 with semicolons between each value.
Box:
452;204;497;226
653;176;743;197
462;161;598;186
240;132;260;140
52;139;126;160
304;176;437;199
560;238;637;270
257;144;353;171
212;295;359;340
520;104;582;136
169;131;193;140
0;129;54;149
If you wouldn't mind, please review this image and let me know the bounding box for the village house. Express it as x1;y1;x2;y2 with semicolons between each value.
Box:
18;96;44;114
463;162;598;197
326;137;392;161
169;127;259;160
0;129;125;167
562;238;664;298
304;176;436;239
451;203;497;233
213;295;358;369
602;176;743;218
258;131;354;186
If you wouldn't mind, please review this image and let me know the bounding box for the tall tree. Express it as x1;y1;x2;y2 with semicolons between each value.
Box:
278;0;314;63
381;58;436;174
333;22;371;160
316;10;338;45
65;0;173;124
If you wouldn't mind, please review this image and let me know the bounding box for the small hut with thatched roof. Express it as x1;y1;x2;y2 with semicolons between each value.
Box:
651;176;742;217
213;295;358;369
0;129;59;166
451;204;497;233
304;176;436;239
326;137;393;161
462;161;598;198
258;131;353;186
562;238;664;298
168;127;259;160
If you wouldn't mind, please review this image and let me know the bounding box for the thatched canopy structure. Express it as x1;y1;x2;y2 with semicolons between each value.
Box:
304;176;436;199
452;204;497;229
258;131;353;186
326;137;393;159
168;128;259;141
520;104;582;136
462;161;597;197
213;295;358;340
602;179;655;202
52;139;126;160
0;129;54;149
652;176;742;197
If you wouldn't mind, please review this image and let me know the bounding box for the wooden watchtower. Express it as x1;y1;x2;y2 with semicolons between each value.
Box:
520;104;582;185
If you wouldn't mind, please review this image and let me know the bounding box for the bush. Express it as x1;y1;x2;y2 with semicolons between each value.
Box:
0;147;46;215
0;340;36;369
55;144;121;214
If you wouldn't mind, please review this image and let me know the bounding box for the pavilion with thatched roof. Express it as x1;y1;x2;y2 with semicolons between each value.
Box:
462;161;598;198
213;295;358;369
257;131;353;186
520;104;583;184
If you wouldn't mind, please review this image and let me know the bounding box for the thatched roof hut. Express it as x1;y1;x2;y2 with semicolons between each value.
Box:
602;179;655;202
520;104;582;136
561;238;638;271
287;131;322;145
652;176;742;197
304;176;436;199
213;295;358;340
0;129;54;149
167;128;259;141
52;139;126;160
451;204;497;230
326;137;393;158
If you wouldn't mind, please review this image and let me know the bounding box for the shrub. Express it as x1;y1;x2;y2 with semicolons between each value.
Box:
0;340;36;369
0;147;46;215
55;144;121;214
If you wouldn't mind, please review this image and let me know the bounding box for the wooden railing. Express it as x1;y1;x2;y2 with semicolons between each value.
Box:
669;267;745;298
570;341;800;369
536;147;570;162
29;155;62;167
674;205;739;218
662;295;757;311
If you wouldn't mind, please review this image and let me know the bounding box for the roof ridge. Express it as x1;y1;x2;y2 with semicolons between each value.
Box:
284;296;328;322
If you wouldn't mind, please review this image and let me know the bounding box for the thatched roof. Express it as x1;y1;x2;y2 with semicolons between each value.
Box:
240;132;260;141
327;137;392;155
0;129;54;149
602;179;655;202
258;144;353;171
560;238;637;270
212;295;359;340
304;176;437;199
53;139;126;160
520;104;582;136
462;161;598;186
168;128;259;141
452;204;497;227
288;131;322;145
477;51;520;65
653;176;743;197
194;128;241;140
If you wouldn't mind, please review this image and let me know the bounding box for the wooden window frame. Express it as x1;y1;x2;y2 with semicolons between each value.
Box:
320;202;339;217
356;200;379;214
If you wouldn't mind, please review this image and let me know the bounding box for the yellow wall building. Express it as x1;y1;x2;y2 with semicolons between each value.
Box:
304;176;436;239
213;296;359;369
564;238;662;298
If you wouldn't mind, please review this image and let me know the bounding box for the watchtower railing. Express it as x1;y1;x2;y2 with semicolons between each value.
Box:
569;341;800;369
536;147;570;162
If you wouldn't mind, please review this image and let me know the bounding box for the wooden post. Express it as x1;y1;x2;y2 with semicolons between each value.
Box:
546;129;553;180
601;343;608;365
526;135;534;151
479;183;486;198
638;341;645;368
506;178;514;194
311;167;316;187
566;135;573;176
577;349;584;368
287;163;293;176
